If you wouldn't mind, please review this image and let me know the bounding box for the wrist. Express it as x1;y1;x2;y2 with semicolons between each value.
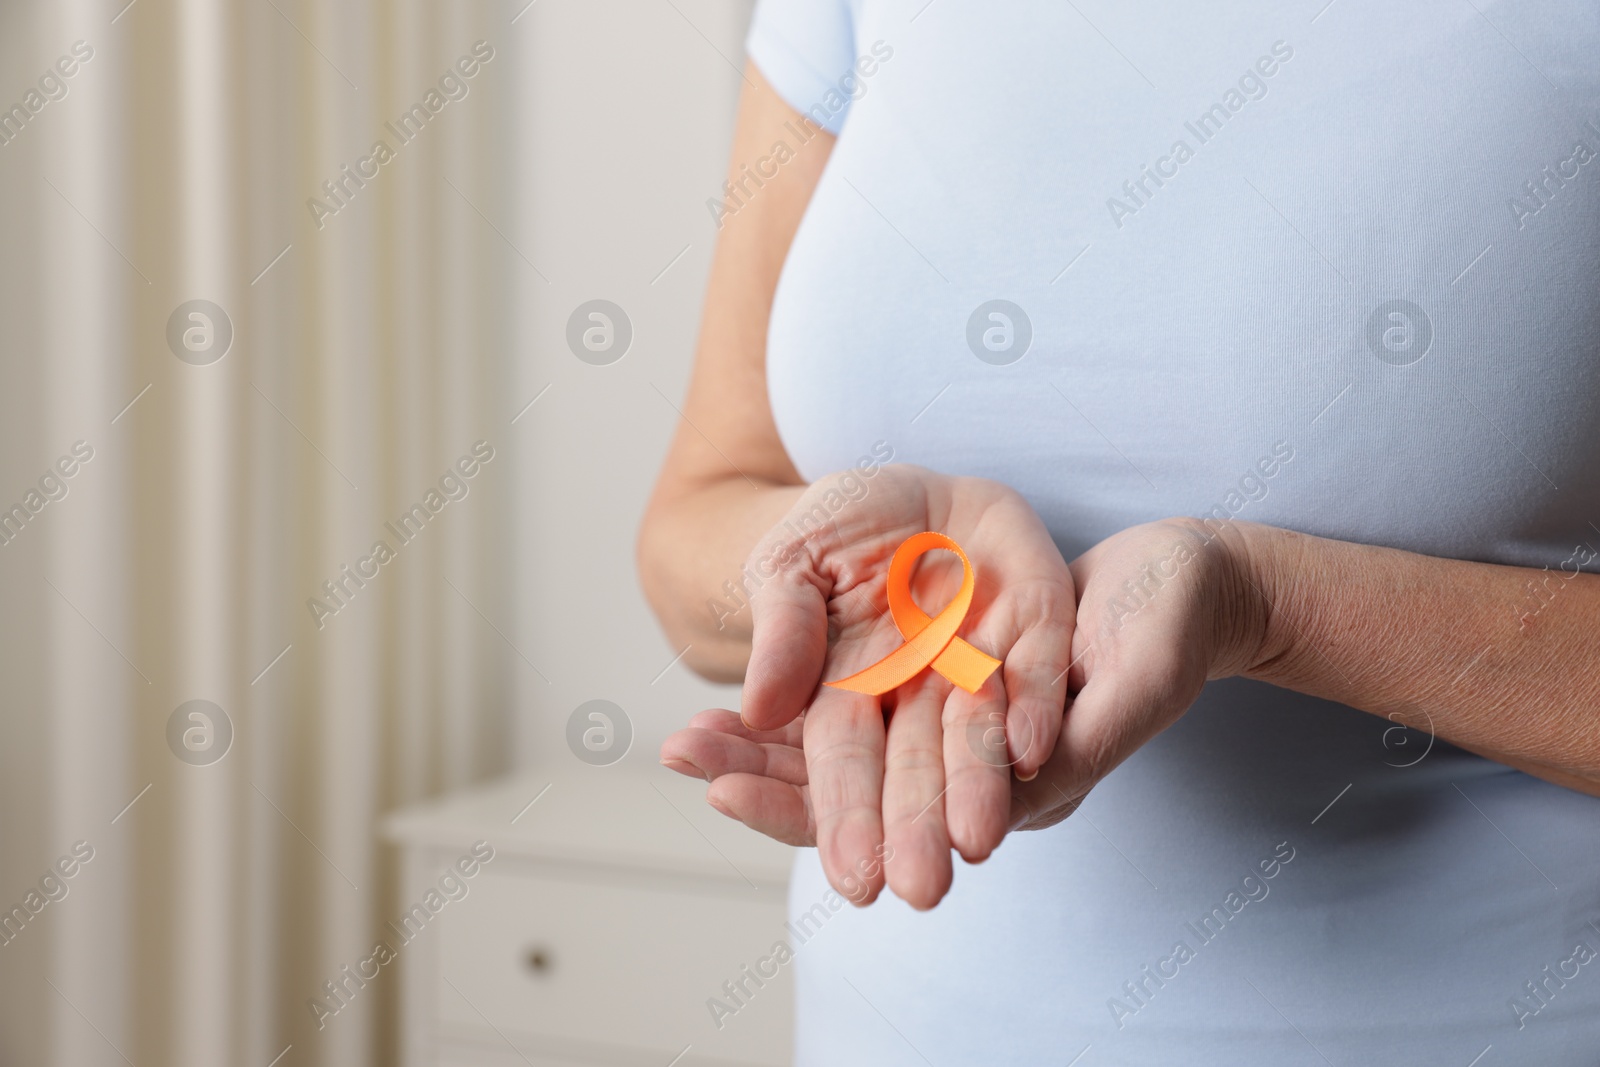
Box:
1218;520;1298;681
1188;517;1280;681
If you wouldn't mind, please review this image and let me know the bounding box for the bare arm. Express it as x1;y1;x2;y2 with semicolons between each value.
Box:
637;65;833;681
1240;523;1600;794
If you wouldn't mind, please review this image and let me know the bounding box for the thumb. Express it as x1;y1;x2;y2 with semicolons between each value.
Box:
1011;662;1167;827
740;542;830;731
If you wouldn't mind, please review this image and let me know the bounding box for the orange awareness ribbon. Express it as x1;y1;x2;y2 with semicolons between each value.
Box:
824;532;1001;696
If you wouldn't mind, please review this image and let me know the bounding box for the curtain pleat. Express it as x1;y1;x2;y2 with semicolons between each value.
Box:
0;2;517;1064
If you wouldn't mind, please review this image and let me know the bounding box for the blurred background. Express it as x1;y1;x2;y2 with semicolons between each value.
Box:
0;2;791;1064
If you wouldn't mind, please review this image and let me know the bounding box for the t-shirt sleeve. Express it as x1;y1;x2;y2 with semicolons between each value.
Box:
745;0;857;135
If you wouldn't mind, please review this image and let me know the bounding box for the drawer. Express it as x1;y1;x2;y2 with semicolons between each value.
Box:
436;864;793;1066
438;1043;595;1067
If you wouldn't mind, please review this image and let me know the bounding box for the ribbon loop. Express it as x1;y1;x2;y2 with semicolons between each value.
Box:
824;532;1001;696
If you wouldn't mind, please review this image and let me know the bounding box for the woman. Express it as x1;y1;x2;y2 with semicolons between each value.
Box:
640;1;1600;1061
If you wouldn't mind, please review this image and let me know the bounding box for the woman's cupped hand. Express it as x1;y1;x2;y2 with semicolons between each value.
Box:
659;464;1263;909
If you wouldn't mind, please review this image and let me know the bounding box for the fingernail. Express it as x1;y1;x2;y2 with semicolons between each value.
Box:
660;758;708;782
1015;766;1038;782
706;794;736;820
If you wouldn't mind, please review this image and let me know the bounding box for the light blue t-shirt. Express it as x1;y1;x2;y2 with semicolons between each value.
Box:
745;1;1600;1063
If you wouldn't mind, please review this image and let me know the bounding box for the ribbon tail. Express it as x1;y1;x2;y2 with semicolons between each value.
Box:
930;637;1001;694
827;635;1000;697
823;615;954;695
824;642;939;696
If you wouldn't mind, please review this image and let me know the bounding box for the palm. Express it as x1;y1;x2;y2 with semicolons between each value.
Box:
662;466;1075;909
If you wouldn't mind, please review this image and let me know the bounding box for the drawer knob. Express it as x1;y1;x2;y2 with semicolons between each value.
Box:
524;946;553;975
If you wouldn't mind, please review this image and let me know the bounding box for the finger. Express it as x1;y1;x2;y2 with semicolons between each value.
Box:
687;708;805;749
880;678;952;910
1008;713;1087;832
659;727;808;785
706;773;816;847
998;617;1073;781
803;685;888;903
1011;661;1168;830
941;676;1013;863
742;545;830;731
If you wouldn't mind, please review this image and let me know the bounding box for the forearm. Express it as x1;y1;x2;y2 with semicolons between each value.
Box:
636;64;831;682
1238;522;1600;792
638;477;804;681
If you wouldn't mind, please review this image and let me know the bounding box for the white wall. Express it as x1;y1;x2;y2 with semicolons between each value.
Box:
509;1;755;770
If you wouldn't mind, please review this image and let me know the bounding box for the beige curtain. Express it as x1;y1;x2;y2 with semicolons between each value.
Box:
0;2;517;1064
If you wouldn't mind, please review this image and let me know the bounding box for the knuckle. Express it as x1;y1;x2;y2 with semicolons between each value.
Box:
1073;726;1122;787
884;747;943;776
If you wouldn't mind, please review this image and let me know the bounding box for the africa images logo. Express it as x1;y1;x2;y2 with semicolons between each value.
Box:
566;700;632;767
1105;40;1294;229
966;300;1032;365
306;41;495;230
166;701;233;766
1366;299;1432;366
166;300;233;365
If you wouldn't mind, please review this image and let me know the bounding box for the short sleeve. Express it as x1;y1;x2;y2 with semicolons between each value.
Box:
745;0;858;135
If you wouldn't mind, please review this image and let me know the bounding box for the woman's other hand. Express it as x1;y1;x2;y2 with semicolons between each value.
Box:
1009;518;1266;830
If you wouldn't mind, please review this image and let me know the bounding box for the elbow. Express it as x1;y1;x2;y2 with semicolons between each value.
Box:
682;646;746;685
635;505;677;640
636;505;748;685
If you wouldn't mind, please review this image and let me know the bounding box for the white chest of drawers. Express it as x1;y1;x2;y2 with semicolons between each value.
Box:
383;769;796;1067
